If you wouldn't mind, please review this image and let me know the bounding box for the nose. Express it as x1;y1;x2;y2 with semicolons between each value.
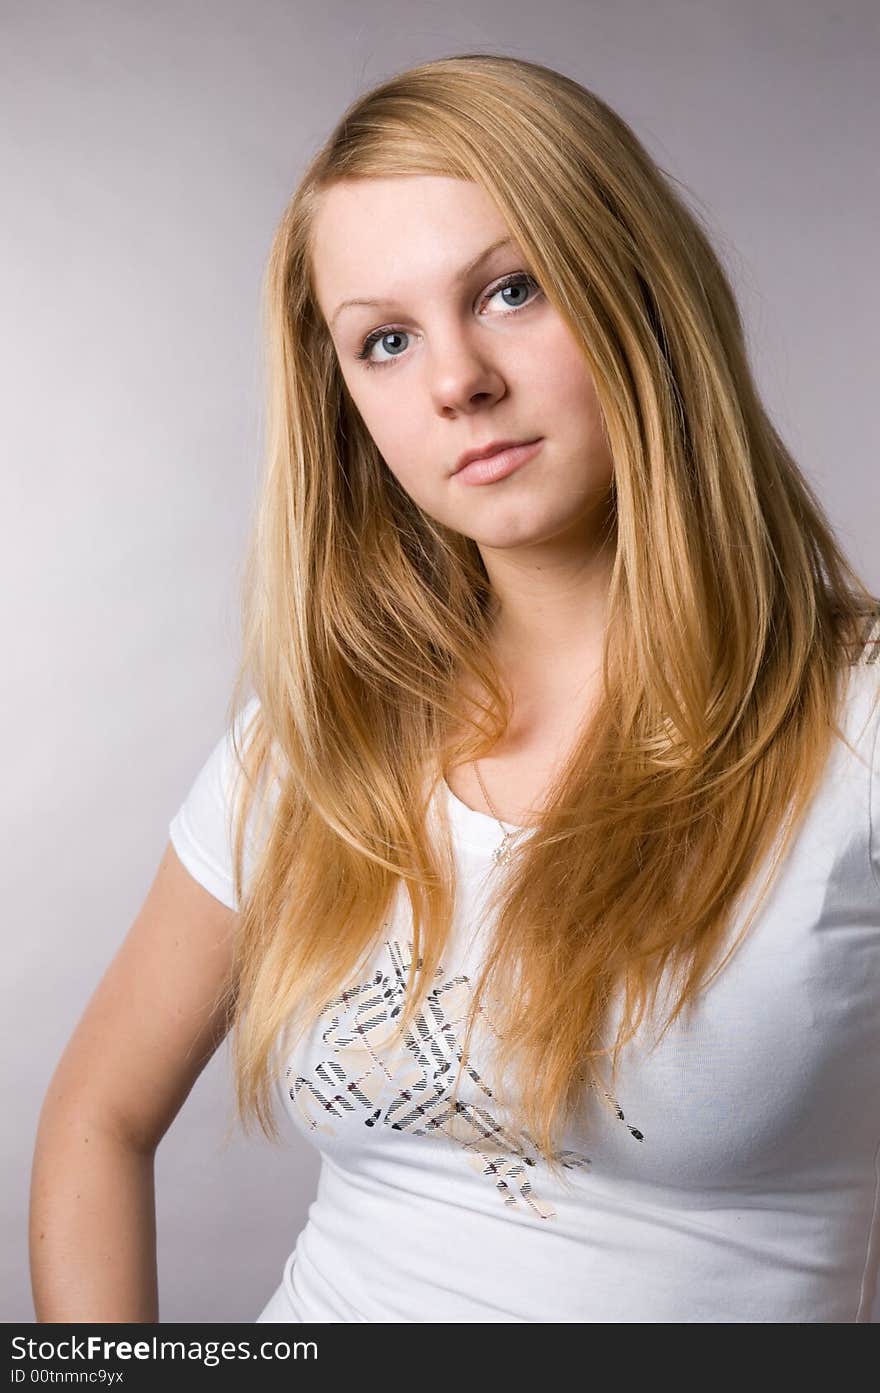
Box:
426;325;507;417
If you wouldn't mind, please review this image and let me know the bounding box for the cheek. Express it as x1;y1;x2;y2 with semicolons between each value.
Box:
528;332;613;486
529;327;604;423
342;371;425;476
372;419;429;496
355;400;434;503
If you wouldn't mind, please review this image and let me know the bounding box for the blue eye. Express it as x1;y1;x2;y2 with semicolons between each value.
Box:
354;272;541;370
357;328;408;366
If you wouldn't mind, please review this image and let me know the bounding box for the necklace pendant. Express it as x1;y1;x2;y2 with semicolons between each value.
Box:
493;832;514;865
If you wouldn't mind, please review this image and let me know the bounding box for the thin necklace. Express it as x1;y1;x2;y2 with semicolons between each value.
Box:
472;760;528;866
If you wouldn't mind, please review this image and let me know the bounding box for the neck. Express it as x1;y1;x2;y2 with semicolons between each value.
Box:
487;572;612;722
481;512;615;702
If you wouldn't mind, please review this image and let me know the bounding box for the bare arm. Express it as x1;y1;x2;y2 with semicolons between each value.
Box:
29;841;241;1322
30;1115;159;1322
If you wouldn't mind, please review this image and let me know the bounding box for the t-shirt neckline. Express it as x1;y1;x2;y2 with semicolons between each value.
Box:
442;777;533;855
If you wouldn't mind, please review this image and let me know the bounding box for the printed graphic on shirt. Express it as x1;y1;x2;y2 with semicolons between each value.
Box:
286;936;644;1220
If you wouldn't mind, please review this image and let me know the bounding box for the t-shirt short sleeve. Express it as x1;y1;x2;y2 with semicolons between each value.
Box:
870;675;880;896
168;695;268;911
859;615;880;896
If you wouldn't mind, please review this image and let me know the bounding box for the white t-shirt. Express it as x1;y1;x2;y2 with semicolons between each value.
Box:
169;650;880;1323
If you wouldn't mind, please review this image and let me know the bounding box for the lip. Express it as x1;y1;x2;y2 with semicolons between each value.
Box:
452;437;543;486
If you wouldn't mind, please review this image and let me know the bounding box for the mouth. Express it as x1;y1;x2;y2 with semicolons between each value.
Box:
452;437;544;486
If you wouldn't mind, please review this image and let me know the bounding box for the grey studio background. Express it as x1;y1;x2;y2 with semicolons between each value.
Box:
2;0;877;1323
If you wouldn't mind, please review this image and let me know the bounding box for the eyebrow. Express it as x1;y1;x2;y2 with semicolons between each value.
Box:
328;236;516;329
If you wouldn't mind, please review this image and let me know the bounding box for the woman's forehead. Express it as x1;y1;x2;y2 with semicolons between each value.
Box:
310;178;519;325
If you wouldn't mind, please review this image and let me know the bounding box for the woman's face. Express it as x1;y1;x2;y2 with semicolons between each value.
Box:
310;175;614;552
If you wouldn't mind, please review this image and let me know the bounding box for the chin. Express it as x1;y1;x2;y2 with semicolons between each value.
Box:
468;523;555;549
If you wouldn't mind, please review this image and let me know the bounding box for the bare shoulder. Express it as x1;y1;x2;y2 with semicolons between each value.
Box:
39;841;241;1153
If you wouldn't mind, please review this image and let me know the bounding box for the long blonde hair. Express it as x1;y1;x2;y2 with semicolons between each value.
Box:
219;53;879;1170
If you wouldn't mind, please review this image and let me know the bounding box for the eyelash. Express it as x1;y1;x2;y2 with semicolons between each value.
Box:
353;272;542;370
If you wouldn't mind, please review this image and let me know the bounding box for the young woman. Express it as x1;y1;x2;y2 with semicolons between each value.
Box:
30;54;880;1324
